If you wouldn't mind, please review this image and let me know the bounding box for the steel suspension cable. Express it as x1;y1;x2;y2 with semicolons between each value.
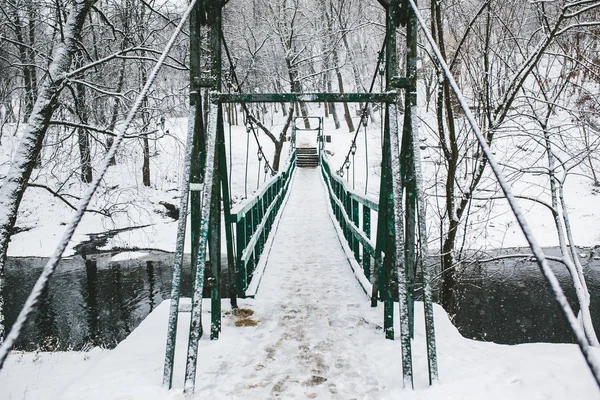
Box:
407;0;600;388
338;38;387;175
364;121;369;195
221;29;275;176
0;0;198;370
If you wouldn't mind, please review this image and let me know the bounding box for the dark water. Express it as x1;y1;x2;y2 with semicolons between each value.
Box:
450;247;600;344
5;248;600;350
4;253;194;351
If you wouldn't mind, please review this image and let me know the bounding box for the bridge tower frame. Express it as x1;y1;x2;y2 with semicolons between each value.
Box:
163;0;438;392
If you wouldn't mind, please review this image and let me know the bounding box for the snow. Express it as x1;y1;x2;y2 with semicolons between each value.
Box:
4;97;599;258
109;251;150;262
2;168;598;398
2;31;600;396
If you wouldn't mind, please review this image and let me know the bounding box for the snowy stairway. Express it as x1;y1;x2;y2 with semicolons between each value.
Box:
296;147;319;167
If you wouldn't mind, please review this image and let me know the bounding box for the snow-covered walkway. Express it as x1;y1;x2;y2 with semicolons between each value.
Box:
198;167;381;397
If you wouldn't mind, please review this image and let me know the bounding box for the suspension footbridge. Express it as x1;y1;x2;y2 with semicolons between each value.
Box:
1;0;599;398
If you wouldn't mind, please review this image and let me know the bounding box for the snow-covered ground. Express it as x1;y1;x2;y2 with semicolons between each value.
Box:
3;99;599;259
1;168;598;399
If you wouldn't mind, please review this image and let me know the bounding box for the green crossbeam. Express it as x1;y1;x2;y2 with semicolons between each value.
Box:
216;92;400;104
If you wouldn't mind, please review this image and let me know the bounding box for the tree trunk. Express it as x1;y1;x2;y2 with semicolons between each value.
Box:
75;56;93;183
336;67;355;132
106;58;126;166
330;38;354;132
285;56;310;129
272;141;284;172
12;12;35;122
337;3;369;122
140;60;151;187
327;77;340;129
0;0;97;344
325;58;340;129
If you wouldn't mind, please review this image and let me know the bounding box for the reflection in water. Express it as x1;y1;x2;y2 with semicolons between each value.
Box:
83;258;99;346
451;248;600;344
5;253;189;351
5;248;600;350
147;261;156;312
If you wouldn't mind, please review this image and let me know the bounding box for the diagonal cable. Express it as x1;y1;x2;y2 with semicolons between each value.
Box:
338;37;387;174
407;0;600;388
221;29;275;175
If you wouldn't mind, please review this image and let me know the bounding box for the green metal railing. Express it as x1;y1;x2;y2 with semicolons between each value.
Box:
321;155;377;286
231;152;296;297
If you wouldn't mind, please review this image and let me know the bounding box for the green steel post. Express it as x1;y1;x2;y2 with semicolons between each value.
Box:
403;126;416;339
189;3;206;291
387;0;414;388
236;219;247;296
335;182;341;222
374;127;390;313
252;204;260;275
345;192;352;242
208;1;223;342
184;99;218;393
406;0;438;383
245;210;253;284
352;199;360;262
218;109;237;309
258;198;265;253
162;105;196;389
380;4;399;340
402;0;417;341
209;108;223;340
363;204;371;280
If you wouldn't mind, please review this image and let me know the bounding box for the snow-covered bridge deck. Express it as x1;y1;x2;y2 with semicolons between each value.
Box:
6;168;593;399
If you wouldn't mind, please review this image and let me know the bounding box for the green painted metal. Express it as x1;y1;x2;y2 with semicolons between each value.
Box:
405;0;438;384
166;0;438;393
189;0;206;295
292;116;323;155
208;3;223;342
386;1;414;388
362;205;372;280
209;108;223;341
320;156;377;279
216;92;400;104
390;76;411;88
162;105;196;389
352;199;360;260
184;98;219;392
231;153;296;297
219;108;237;310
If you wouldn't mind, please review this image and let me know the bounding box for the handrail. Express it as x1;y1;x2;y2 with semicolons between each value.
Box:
230;173;283;220
329;171;379;211
321;154;377;284
231;151;296;296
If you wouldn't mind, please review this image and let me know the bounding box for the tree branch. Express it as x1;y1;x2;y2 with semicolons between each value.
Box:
27;183;109;216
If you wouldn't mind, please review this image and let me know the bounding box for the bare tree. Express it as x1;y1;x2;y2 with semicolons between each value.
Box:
0;0;98;344
429;0;600;317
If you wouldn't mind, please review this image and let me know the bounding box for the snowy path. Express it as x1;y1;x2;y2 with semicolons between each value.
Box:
196;167;382;398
